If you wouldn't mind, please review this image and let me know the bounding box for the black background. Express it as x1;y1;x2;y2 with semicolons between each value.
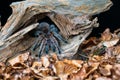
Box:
0;0;120;37
91;0;120;37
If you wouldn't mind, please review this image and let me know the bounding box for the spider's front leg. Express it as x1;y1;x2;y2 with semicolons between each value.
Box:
49;39;56;52
44;39;50;54
50;24;68;43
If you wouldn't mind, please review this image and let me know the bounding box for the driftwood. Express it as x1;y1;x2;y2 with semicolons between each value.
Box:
0;0;112;62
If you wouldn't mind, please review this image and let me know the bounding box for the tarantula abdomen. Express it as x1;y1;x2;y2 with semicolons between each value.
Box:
31;22;67;57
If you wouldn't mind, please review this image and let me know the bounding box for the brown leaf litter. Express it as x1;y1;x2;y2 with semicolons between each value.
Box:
0;28;120;80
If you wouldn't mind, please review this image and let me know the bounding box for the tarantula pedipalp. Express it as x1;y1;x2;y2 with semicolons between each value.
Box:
31;22;67;57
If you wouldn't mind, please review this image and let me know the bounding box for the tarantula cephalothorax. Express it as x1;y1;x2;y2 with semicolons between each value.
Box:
31;22;67;57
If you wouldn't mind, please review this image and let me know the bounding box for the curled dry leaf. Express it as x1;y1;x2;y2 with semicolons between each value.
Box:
31;61;42;72
82;37;99;48
54;60;80;76
99;28;119;48
102;38;119;48
41;56;50;68
31;57;53;77
89;55;104;62
112;64;120;80
8;52;30;66
100;28;112;41
99;64;112;76
32;61;42;69
68;62;99;80
63;59;83;68
113;46;120;55
113;64;120;76
50;53;59;62
114;28;120;37
68;65;87;80
54;61;66;75
39;68;52;77
31;67;51;77
86;62;100;77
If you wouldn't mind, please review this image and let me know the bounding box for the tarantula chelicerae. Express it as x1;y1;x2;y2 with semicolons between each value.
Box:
31;22;67;57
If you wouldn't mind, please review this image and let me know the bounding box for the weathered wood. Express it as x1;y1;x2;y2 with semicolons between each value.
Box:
0;23;38;50
0;0;112;62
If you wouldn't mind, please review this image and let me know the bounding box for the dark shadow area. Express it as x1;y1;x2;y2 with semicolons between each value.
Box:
90;0;120;37
0;0;24;26
38;16;56;25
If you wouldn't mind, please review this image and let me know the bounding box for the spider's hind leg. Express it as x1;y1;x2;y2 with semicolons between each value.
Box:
38;39;46;58
50;36;62;54
45;39;49;54
31;36;43;51
50;42;56;52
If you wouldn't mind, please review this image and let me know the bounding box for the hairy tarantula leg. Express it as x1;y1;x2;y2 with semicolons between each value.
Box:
50;36;61;54
38;39;46;57
31;36;43;51
45;39;49;54
53;32;68;43
49;40;56;52
50;24;68;43
50;24;58;32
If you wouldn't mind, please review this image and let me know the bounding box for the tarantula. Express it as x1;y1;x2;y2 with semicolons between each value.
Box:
31;22;67;57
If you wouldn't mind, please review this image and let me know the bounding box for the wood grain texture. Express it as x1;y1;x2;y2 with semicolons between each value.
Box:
0;0;112;62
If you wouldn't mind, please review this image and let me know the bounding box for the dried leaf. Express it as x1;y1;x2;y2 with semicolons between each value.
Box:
99;64;112;76
102;38;119;47
63;59;83;68
32;61;42;69
41;56;50;68
82;37;99;48
86;62;99;77
113;46;120;55
54;60;80;76
113;64;120;76
101;28;112;41
68;64;87;80
50;53;59;62
8;52;30;66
